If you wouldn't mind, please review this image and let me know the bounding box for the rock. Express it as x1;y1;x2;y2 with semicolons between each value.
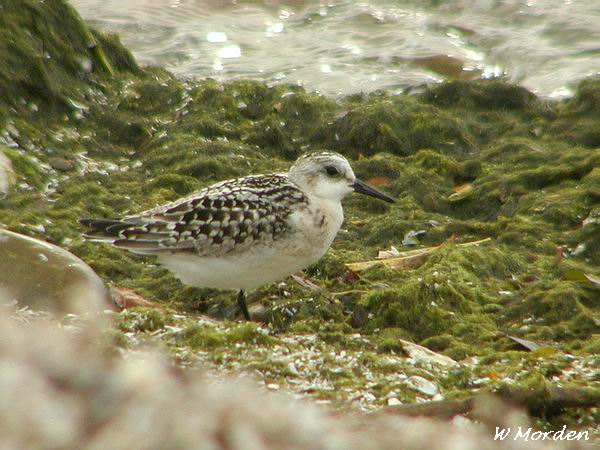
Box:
0;228;111;315
248;302;267;322
404;376;439;397
48;156;75;171
400;340;459;368
387;397;402;406
0;151;14;195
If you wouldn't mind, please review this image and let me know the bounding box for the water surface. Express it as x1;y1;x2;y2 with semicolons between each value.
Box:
72;0;600;97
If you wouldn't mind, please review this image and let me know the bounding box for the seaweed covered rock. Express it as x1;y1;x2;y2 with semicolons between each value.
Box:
551;78;600;147
313;96;474;158
422;80;540;112
0;0;139;128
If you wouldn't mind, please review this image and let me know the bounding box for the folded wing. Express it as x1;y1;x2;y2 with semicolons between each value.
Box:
81;174;307;256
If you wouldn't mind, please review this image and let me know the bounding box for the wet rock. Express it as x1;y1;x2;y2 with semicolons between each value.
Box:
317;98;473;158
0;0;139;119
0;228;110;315
422;80;539;111
0;151;13;194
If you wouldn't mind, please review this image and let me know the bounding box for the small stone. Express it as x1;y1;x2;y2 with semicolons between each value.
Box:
266;383;280;391
404;376;439;397
29;224;46;234
49;157;75;171
286;362;300;376
362;392;376;402
248;303;267;322
400;340;459;368
387;397;401;406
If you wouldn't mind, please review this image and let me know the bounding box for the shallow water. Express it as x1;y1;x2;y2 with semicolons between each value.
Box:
72;0;600;97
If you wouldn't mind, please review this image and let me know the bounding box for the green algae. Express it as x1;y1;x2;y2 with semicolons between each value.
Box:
0;0;599;432
176;322;276;350
0;0;138;130
422;80;541;112
1;146;46;189
313;97;474;158
118;307;173;333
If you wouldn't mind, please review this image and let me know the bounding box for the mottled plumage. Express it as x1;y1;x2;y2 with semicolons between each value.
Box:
82;152;394;320
82;174;307;257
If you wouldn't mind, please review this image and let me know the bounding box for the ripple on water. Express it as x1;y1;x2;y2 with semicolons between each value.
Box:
71;0;600;97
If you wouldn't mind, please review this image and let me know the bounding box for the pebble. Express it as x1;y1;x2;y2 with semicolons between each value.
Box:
287;362;300;376
49;157;75;171
387;397;402;406
404;376;439;397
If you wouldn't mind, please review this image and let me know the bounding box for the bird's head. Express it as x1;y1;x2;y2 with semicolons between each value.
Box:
288;152;395;203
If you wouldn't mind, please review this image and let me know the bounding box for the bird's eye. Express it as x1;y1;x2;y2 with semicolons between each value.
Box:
325;166;339;177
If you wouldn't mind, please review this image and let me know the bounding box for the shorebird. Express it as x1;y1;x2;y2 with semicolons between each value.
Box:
81;152;394;320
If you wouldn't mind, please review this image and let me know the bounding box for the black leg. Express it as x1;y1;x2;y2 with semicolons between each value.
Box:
237;290;251;321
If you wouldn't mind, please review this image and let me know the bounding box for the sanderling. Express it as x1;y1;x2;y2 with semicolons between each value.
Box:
81;152;394;320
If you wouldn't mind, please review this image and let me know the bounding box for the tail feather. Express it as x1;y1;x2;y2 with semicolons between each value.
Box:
113;239;167;253
81;218;177;254
80;219;124;232
80;218;136;242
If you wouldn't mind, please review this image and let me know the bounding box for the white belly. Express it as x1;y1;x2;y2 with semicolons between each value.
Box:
158;199;343;291
159;241;323;290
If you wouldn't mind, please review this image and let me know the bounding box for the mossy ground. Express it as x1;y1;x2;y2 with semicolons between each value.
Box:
0;0;598;434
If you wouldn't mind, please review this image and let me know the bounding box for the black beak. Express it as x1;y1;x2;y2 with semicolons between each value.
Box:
352;179;395;203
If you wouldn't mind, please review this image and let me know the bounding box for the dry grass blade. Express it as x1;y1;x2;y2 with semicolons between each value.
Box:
346;238;492;272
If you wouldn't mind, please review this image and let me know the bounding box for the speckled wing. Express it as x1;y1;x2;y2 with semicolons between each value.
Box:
81;174;308;256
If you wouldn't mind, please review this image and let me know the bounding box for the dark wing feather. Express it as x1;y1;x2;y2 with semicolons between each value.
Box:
81;174;308;256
